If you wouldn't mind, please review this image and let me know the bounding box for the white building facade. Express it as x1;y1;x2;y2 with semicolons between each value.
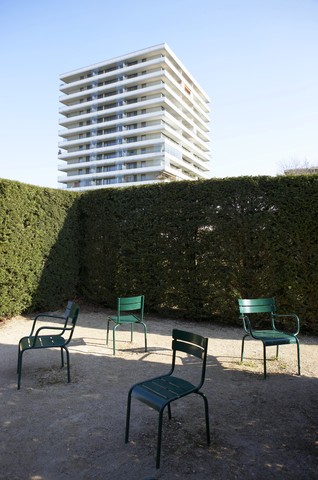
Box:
58;43;211;191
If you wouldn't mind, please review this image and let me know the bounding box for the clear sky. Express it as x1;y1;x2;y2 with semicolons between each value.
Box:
1;0;317;189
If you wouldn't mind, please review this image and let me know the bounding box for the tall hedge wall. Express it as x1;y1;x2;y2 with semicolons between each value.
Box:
1;176;318;334
0;180;80;316
79;176;318;333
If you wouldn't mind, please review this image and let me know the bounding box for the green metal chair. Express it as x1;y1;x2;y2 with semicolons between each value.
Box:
107;295;147;355
125;329;210;469
238;298;300;379
17;301;80;389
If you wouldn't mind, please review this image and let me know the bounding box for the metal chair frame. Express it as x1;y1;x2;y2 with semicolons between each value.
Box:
125;329;210;468
238;297;300;378
107;295;146;355
17;301;79;389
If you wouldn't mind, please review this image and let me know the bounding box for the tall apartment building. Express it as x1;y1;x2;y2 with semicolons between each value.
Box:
58;43;211;190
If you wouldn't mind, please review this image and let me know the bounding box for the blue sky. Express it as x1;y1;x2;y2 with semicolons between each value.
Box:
1;0;317;188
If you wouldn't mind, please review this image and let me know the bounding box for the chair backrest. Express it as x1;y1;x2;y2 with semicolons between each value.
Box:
118;295;144;318
238;298;276;315
171;329;208;389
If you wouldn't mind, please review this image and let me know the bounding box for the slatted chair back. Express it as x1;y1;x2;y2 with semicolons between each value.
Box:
171;329;208;389
117;295;144;318
238;297;275;314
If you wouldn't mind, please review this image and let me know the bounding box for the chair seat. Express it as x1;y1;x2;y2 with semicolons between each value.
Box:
20;335;66;350
132;375;196;410
252;330;297;346
109;314;140;324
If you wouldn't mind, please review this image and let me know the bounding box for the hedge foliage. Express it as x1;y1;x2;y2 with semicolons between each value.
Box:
79;176;318;333
1;176;318;334
0;180;80;316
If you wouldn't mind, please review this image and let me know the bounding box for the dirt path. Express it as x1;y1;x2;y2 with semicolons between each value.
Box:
0;305;317;479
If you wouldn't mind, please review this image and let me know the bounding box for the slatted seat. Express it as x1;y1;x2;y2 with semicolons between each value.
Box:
19;335;66;349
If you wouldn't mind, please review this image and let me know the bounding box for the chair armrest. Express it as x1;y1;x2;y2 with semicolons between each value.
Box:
240;314;252;334
31;326;72;347
240;315;268;340
272;313;300;335
30;314;66;335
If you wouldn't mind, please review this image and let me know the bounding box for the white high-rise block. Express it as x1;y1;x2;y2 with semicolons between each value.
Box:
58;43;211;190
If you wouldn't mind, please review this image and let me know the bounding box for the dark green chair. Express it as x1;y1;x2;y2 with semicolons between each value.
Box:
17;301;80;389
107;295;146;355
125;329;210;469
238;298;300;379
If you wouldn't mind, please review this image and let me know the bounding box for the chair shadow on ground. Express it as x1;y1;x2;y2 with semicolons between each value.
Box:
1;313;317;480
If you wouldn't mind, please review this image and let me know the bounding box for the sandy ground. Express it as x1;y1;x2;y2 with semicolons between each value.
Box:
0;304;317;480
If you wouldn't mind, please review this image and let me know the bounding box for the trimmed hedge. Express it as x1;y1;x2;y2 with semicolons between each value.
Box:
1;176;318;334
79;176;318;333
0;180;80;316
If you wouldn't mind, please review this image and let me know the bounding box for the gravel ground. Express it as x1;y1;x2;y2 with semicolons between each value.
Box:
0;305;317;480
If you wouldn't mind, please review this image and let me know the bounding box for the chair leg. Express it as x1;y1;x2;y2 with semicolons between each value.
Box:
137;321;147;352
156;409;164;469
64;347;71;383
61;347;65;368
106;319;110;345
143;322;147;352
130;323;134;342
17;349;24;390
276;345;279;359
125;390;132;443
199;392;211;444
263;343;267;379
113;324;119;355
17;344;22;374
241;336;247;362
296;339;301;375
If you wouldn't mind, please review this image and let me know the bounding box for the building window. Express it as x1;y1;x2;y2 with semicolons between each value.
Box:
127;162;137;169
